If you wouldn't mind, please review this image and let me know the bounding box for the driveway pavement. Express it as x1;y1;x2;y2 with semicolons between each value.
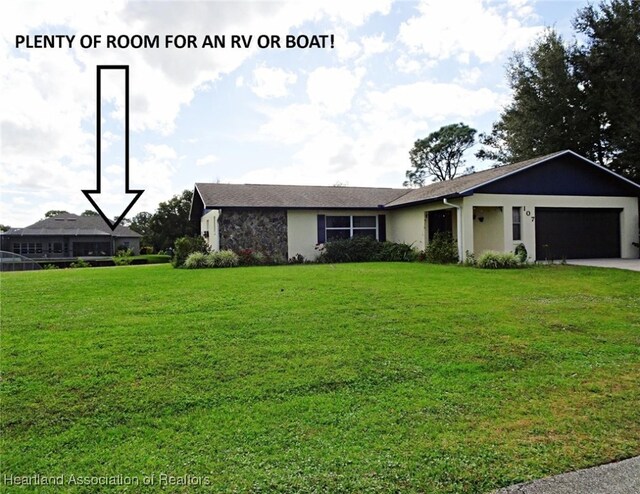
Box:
565;258;640;272
493;456;640;494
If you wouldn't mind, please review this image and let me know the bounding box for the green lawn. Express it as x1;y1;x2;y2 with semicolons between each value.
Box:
1;263;639;493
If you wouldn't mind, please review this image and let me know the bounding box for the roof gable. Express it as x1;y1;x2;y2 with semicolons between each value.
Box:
385;151;567;207
476;152;640;197
385;150;639;207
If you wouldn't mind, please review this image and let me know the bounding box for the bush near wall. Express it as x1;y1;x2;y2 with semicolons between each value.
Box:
236;249;267;266
173;236;209;268
317;236;417;264
184;250;239;269
476;251;522;269
423;232;458;264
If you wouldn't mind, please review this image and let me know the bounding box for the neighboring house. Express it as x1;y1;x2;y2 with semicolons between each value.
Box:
0;213;141;258
189;150;640;262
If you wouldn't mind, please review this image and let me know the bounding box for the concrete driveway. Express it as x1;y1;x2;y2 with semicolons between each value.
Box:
493;456;640;494
565;258;640;272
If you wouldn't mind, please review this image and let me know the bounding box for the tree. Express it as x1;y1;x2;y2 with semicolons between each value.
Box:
147;190;199;251
476;30;593;165
0;224;10;232
573;0;640;181
129;212;153;246
81;210;99;216
44;210;69;218
478;2;640;182
404;123;476;186
114;216;131;227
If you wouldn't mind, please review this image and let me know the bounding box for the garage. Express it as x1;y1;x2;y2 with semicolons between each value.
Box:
535;208;621;260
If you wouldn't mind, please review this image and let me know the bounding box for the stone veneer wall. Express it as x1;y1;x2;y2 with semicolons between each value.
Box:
218;208;288;260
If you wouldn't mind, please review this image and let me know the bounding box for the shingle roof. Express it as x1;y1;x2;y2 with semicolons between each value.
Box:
384;150;567;207
4;213;141;237
193;150;638;212
195;183;410;209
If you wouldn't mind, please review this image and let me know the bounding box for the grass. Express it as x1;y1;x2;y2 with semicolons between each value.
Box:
1;263;639;492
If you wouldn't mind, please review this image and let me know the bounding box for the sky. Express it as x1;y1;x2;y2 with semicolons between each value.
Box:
1;0;588;228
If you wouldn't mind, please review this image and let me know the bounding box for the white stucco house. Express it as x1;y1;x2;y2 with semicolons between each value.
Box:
189;150;640;262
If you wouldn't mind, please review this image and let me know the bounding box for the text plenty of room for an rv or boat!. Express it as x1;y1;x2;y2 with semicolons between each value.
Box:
15;33;335;50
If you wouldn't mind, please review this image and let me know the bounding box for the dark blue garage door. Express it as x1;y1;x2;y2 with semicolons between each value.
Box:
535;208;621;260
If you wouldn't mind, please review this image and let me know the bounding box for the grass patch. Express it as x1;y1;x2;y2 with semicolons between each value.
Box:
1;263;639;492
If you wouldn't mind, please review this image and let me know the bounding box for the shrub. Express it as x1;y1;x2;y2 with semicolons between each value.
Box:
69;259;91;268
140;246;154;255
42;264;60;270
477;251;521;269
115;246;133;256
317;236;416;264
236;249;267;266
318;236;381;263
514;243;528;263
424;232;458;264
379;241;417;262
463;250;477;267
113;248;134;266
288;253;307;264
270;254;287;265
184;251;209;269
173;236;209;268
209;250;239;268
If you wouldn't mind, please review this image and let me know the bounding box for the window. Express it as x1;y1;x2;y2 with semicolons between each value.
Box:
512;207;522;241
48;242;62;254
12;242;43;255
325;215;377;241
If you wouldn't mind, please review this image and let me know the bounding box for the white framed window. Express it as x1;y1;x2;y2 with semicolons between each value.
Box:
512;207;522;241
326;215;377;241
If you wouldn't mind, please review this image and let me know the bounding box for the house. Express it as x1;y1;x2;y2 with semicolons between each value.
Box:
0;213;141;258
189;150;640;262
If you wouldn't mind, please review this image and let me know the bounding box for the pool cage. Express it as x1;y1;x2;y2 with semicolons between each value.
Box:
0;251;42;272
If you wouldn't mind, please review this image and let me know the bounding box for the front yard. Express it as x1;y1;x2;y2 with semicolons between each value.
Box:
1;263;638;492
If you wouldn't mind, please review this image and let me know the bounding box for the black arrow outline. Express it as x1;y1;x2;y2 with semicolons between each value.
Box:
82;65;143;231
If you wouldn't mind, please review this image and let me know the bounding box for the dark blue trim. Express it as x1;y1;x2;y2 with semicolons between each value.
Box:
477;155;639;197
317;215;326;243
378;215;386;242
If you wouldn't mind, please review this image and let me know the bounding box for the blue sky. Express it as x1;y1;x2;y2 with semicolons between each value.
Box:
1;0;587;227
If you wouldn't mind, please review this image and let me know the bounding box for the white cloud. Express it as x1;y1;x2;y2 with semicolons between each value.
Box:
395;54;435;74
455;67;483;85
128;144;178;214
248;77;506;190
359;33;390;61
196;154;218;167
366;81;503;121
249;65;297;99
314;0;393;26
398;0;543;63
334;29;362;61
306;66;365;115
257;104;330;145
